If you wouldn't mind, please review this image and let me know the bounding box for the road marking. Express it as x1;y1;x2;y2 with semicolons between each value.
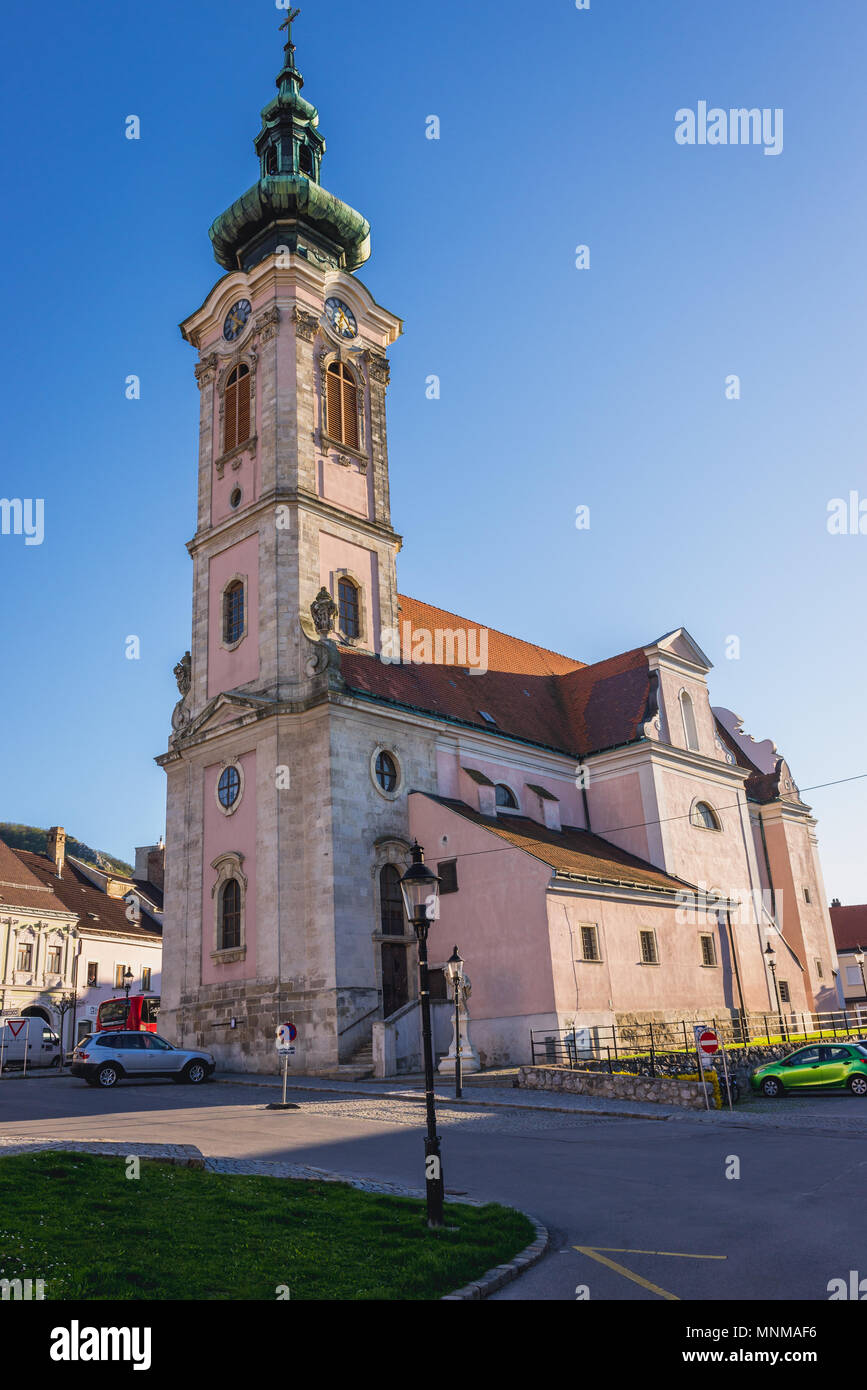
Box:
574;1245;726;1301
593;1247;727;1260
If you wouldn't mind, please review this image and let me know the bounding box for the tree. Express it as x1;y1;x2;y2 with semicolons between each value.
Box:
52;992;77;1069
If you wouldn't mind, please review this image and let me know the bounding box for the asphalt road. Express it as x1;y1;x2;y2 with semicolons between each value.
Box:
2;1074;864;1301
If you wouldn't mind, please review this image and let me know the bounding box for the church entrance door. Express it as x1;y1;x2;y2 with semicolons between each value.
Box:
382;943;409;1019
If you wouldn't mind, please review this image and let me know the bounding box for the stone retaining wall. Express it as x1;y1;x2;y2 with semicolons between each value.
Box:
517;1065;711;1109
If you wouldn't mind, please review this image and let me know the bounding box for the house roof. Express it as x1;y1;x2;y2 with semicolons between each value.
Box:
340;595;653;758
13;850;162;941
830;904;867;954
0;837;73;915
424;796;694;895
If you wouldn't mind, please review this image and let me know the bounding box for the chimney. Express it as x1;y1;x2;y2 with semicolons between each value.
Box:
831;898;842;908
46;826;66;877
135;840;165;891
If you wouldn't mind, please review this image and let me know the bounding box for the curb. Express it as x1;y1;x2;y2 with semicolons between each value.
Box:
440;1213;550;1300
0;1139;549;1301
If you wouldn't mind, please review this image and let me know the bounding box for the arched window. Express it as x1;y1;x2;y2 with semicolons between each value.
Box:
380;865;404;936
299;143;313;177
690;801;721;831
326;362;359;449
224;364;251;452
219;879;242;950
680;690;699;752
495;784;518;809
223;580;245;645
338;577;360;638
265;145;278;176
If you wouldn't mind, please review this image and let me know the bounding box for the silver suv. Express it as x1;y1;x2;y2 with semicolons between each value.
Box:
70;1032;215;1088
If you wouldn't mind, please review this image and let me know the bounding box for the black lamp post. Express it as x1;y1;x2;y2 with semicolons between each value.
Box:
765;942;783;1037
400;843;443;1229
122;967;134;1000
446;946;464;1100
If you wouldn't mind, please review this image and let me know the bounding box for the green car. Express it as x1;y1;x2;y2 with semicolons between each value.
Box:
751;1043;867;1098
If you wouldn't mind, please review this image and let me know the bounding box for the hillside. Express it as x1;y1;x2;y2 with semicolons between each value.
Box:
0;824;134;879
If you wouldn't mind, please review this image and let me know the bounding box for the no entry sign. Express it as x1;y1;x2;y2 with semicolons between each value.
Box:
698;1029;719;1055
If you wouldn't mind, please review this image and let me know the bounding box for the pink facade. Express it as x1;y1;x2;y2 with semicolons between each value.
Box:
207;534;260;699
201;749;258;985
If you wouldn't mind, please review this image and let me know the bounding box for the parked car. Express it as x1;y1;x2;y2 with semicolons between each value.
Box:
70;1032;215;1088
751;1043;867;1098
0;1018;61;1072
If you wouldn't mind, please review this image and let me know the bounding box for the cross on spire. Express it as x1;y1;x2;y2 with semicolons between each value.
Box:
280;7;302;50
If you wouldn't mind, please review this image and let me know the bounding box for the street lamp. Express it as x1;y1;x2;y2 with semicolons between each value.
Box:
855;947;867;1019
122;967;134;1000
765;942;783;1037
446;946;464;1100
400;843;443;1229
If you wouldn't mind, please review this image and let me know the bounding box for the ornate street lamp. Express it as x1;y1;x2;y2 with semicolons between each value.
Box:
122;967;134;1000
855;947;867;1017
445;946;464;1100
400;843;443;1229
765;942;783;1037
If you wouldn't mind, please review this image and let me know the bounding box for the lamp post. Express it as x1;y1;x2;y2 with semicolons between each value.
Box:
446;946;464;1099
400;843;443;1229
122;967;134;1000
765;942;783;1037
855;947;867;1021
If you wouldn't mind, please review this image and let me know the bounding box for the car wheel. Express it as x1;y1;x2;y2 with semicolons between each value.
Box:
96;1064;120;1088
761;1076;784;1098
182;1060;208;1085
848;1075;867;1097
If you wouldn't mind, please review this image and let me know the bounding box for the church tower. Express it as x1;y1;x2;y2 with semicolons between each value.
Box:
158;14;411;1071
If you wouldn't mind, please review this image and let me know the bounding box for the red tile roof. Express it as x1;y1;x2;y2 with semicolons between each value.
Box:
340;597;652;757
0;838;72;914
425;796;694;894
14;850;162;941
830;904;867;953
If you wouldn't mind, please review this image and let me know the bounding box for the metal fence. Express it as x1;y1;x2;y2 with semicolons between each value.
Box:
530;1008;867;1075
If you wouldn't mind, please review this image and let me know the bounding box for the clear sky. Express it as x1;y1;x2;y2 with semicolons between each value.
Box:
1;0;865;900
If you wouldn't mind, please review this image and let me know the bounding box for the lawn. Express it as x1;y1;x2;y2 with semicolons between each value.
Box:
0;1152;534;1300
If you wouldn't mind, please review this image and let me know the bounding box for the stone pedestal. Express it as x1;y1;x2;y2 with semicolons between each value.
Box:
437;1003;480;1075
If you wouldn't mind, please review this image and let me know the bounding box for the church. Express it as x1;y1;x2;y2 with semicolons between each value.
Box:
157;18;840;1074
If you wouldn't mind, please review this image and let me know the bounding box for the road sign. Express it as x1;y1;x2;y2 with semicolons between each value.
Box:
698;1029;719;1055
276;1023;297;1054
4;1020;27;1039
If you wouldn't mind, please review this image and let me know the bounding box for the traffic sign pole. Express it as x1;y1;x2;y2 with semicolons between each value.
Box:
268;1023;301;1111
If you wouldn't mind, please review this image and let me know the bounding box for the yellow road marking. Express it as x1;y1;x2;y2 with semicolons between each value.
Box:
593;1247;727;1260
573;1246;727;1301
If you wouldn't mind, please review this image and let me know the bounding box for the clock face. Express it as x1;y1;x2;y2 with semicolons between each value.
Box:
223;299;252;342
325;297;357;340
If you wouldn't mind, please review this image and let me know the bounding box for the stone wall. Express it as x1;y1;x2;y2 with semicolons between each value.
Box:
574;1032;867;1091
518;1065;711;1110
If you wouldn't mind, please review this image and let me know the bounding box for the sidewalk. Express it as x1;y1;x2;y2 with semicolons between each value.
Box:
213;1069;867;1135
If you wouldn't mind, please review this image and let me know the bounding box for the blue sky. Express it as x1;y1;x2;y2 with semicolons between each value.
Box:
1;0;865;900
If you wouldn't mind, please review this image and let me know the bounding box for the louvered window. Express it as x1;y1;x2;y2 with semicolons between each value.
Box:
224;365;251;452
326;362;359;448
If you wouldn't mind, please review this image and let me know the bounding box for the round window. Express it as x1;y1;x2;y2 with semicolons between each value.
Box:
218;766;241;809
375;751;398;794
230;487;242;509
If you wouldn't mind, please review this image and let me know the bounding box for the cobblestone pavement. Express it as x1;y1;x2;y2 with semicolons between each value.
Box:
215;1071;867;1135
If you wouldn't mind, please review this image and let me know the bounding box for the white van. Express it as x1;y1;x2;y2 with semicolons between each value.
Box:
0;1018;62;1072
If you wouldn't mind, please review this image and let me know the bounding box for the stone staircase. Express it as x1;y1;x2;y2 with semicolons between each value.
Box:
310;1037;374;1082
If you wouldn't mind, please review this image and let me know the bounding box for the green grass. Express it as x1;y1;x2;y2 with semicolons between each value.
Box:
0;1152;534;1301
